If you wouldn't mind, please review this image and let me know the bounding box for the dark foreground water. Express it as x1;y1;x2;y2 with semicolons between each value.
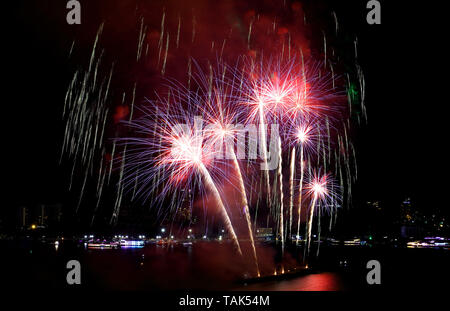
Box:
1;239;448;291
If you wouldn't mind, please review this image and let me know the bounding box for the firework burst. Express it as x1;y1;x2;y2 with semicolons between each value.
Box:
119;94;243;254
304;170;340;255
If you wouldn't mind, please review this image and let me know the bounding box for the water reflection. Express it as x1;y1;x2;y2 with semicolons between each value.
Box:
238;272;345;291
3;238;448;291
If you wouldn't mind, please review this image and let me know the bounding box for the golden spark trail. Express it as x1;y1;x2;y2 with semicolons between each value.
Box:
258;105;272;216
230;149;259;276
296;145;304;245
277;136;284;255
306;195;317;255
198;163;242;256
289;147;295;240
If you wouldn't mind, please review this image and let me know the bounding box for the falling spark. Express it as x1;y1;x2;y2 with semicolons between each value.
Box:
277;136;284;255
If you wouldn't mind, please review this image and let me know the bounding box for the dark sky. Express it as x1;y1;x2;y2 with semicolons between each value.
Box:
4;0;447;231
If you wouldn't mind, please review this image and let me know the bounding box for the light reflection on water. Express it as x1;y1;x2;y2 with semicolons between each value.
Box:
238;272;345;291
3;239;449;291
4;240;349;290
79;242;347;290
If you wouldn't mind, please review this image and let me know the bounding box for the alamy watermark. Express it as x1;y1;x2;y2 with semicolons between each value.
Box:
366;259;381;285
366;0;381;25
174;116;281;171
66;0;81;25
66;259;81;285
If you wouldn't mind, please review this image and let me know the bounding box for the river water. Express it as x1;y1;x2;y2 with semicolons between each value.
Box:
1;239;448;291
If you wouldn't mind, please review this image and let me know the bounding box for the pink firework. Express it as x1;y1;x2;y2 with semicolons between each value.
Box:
304;170;340;254
239;57;298;124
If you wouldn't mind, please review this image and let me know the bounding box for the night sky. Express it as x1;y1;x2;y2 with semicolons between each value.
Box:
4;0;447;233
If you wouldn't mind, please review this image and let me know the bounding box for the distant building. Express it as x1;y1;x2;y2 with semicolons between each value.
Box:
400;225;423;239
255;228;273;239
18;204;62;230
399;197;422;225
399;198;428;238
19;206;28;228
367;201;381;211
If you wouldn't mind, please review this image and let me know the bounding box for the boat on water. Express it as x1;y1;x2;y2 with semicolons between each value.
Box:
87;240;120;249
119;239;145;248
407;237;449;249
